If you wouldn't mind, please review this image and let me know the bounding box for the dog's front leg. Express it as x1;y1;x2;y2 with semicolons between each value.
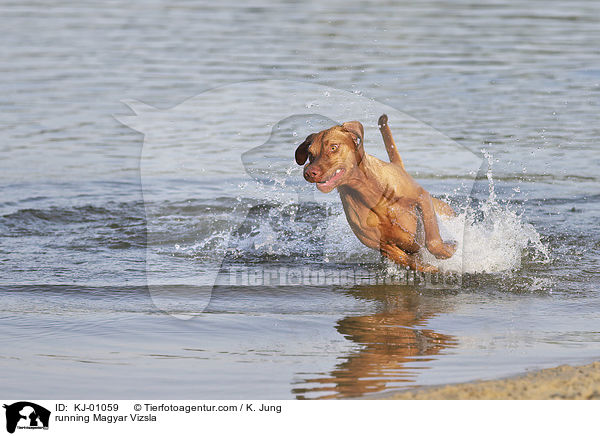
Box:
380;244;438;273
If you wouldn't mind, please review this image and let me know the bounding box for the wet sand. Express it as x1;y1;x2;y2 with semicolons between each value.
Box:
382;361;600;400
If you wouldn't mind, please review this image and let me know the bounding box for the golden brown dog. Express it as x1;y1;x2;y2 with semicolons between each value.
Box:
295;114;456;272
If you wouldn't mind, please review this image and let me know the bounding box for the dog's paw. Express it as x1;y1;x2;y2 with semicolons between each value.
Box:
427;239;457;260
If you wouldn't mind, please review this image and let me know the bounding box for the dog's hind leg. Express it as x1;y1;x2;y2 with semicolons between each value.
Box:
378;114;405;168
417;190;457;259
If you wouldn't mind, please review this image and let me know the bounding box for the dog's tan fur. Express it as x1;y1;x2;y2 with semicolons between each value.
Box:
295;114;456;272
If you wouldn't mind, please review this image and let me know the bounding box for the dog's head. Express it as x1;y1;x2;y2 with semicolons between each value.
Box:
294;121;364;193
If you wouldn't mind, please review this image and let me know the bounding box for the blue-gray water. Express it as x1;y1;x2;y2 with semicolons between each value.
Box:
1;0;599;399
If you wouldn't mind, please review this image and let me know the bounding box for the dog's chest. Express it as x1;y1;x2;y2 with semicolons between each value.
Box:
338;191;421;251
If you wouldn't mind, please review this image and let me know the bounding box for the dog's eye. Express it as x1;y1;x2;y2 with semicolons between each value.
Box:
330;144;339;152
308;152;314;162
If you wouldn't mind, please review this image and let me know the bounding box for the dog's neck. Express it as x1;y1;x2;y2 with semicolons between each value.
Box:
336;154;386;207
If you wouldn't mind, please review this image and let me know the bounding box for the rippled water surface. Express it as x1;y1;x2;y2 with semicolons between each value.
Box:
1;0;599;399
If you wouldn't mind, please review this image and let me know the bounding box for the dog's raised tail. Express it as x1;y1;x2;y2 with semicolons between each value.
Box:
378;114;404;169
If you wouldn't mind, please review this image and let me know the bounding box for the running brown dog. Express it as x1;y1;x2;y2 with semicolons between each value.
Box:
295;114;456;272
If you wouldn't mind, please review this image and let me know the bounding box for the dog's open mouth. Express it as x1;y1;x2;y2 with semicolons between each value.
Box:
316;168;345;192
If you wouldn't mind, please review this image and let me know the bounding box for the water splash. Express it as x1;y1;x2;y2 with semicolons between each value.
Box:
420;152;550;273
173;152;549;276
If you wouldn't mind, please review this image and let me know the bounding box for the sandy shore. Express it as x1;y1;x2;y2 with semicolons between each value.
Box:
382;361;600;400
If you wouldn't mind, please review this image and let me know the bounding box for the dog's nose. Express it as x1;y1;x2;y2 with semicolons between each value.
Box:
304;167;321;181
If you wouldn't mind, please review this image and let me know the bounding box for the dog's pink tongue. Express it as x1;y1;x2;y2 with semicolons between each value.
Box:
316;182;330;192
315;169;345;192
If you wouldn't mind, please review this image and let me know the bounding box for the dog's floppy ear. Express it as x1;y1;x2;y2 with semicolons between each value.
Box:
342;121;364;147
295;133;316;165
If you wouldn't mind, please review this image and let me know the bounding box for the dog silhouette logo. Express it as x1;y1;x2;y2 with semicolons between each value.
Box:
3;402;50;434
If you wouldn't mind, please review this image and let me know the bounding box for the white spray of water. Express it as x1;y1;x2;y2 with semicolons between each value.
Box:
319;151;550;274
181;156;549;275
420;151;550;273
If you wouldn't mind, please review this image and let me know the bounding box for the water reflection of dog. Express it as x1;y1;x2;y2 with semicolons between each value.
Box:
292;286;457;399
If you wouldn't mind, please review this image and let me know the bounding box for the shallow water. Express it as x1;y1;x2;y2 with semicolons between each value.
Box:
1;0;599;399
